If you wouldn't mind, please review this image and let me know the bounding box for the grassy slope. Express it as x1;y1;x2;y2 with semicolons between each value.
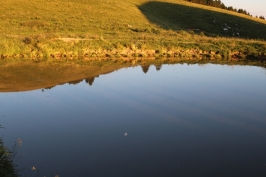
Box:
0;0;266;59
1;0;149;36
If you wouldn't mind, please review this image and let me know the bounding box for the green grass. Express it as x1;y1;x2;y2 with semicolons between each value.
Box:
0;0;266;59
0;138;19;177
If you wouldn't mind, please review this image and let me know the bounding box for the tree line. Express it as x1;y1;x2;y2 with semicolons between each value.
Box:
184;0;265;20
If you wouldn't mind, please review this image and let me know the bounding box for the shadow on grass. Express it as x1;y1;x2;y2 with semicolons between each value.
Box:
138;1;266;40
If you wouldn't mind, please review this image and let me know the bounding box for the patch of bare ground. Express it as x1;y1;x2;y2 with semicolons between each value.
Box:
54;38;95;42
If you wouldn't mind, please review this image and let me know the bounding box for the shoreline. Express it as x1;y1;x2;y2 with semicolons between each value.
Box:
1;38;266;61
1;49;265;61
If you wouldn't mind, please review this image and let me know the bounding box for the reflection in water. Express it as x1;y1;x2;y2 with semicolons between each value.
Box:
141;64;150;74
44;86;55;90
0;61;127;92
1;60;266;177
68;79;84;85
0;59;265;92
85;77;95;86
154;64;162;71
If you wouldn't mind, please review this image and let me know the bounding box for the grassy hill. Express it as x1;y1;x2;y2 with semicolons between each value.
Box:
1;0;266;59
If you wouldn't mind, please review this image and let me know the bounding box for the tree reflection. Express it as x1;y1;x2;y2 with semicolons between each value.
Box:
68;79;84;85
45;86;55;90
141;64;151;74
85;77;95;86
154;64;162;71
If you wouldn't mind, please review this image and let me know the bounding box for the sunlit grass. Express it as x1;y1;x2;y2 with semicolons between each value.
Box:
0;0;265;59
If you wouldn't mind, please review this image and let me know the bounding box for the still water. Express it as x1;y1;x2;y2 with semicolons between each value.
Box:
1;63;266;177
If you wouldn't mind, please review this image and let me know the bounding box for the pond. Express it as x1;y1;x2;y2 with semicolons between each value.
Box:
1;61;266;177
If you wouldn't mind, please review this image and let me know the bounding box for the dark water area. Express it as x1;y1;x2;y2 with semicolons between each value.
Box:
1;63;266;177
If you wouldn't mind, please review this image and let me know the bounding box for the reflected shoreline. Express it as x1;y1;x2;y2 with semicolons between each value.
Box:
0;58;265;92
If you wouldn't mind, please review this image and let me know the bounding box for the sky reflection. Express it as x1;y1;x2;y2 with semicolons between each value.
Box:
1;64;266;177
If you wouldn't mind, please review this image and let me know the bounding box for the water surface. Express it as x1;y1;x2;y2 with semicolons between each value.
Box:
1;63;266;177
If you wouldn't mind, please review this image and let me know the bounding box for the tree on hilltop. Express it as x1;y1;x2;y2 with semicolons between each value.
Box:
259;16;265;20
184;0;251;16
